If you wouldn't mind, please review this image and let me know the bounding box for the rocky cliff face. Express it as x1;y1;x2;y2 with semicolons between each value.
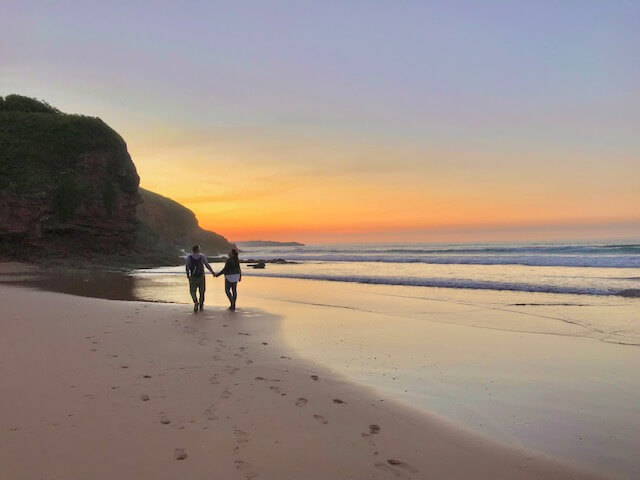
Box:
136;188;234;256
0;95;140;254
0;95;233;264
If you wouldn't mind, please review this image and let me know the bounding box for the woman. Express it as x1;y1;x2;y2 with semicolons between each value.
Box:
215;249;242;311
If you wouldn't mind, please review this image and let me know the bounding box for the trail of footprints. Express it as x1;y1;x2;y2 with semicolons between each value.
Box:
84;314;418;477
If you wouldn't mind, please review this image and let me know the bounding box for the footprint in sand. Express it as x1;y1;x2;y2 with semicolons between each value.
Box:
204;403;218;421
224;366;239;375
160;416;171;425
386;459;418;474
143;374;152;379
369;424;381;434
174;448;188;460
332;398;346;405
269;386;281;394
375;462;402;477
295;397;308;407
234;459;257;480
254;376;266;381
140;394;150;401
310;375;319;381
220;390;232;399
361;432;376;446
313;414;328;424
234;428;249;444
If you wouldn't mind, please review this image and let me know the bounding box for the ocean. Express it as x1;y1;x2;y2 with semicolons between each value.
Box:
229;241;640;297
131;239;640;347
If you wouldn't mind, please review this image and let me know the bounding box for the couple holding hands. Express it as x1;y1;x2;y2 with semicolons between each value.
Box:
186;245;241;312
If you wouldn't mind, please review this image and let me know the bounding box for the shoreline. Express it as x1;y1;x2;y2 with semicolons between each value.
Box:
0;275;607;479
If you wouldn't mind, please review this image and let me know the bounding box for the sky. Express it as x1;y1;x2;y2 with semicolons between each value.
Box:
1;1;639;243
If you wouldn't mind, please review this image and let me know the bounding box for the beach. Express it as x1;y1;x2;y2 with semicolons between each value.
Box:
0;263;610;480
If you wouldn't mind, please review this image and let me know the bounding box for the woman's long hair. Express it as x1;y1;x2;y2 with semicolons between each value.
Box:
230;249;239;267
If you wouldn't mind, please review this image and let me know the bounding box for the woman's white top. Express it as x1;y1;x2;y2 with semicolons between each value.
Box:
225;273;241;283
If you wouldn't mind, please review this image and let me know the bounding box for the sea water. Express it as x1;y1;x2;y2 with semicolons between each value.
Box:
235;240;640;297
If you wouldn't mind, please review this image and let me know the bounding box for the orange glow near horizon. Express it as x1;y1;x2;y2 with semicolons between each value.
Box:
129;128;640;243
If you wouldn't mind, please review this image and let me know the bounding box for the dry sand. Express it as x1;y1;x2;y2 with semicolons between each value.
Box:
0;281;605;479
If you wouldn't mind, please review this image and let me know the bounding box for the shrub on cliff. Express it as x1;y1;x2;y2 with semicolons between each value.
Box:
0;94;60;114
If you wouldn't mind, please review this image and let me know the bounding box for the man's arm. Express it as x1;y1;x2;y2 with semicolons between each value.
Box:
203;256;215;275
215;259;228;278
185;256;191;278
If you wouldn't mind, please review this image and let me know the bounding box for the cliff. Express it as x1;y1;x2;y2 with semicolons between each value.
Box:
0;95;232;265
0;95;140;256
136;188;234;256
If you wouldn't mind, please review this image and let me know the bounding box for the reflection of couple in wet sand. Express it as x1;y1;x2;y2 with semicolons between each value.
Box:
185;245;242;312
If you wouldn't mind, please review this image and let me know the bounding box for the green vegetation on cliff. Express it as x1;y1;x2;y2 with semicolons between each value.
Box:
0;94;138;222
0;94;232;265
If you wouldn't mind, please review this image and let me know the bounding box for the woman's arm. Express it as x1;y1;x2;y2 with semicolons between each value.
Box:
216;258;230;277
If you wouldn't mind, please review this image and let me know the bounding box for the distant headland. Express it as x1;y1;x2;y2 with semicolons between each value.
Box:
236;241;304;247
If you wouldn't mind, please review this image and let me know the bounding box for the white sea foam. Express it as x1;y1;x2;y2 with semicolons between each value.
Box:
245;254;640;268
241;242;640;268
243;271;640;297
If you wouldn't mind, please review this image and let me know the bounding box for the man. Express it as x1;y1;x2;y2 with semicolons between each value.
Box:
185;245;215;312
